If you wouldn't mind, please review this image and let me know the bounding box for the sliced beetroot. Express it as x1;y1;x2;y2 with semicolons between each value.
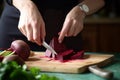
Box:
70;50;84;60
45;36;84;61
45;36;68;57
55;50;73;61
45;49;52;57
55;50;84;62
49;37;67;53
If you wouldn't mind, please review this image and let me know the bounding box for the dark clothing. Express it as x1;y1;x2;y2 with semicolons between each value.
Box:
0;0;83;51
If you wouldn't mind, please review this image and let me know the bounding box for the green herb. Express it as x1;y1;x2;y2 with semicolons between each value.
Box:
0;61;60;80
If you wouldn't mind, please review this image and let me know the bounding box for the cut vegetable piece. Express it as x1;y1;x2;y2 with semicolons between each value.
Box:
70;50;84;59
45;49;52;57
45;36;84;61
55;50;84;62
49;37;67;53
45;37;68;58
55;50;73;61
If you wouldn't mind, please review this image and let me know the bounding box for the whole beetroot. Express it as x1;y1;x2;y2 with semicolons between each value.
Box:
8;40;30;60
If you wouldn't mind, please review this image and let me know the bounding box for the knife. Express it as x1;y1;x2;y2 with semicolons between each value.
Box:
88;65;113;79
42;41;57;58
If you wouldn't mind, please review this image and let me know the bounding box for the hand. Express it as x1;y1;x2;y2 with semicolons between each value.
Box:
58;6;86;43
16;1;46;45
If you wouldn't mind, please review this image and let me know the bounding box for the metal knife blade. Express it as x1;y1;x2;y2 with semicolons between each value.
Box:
42;41;57;58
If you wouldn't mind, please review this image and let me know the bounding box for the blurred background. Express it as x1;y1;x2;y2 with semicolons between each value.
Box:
82;0;120;53
0;0;120;53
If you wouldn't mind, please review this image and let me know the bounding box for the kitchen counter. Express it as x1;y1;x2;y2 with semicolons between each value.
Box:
41;52;120;80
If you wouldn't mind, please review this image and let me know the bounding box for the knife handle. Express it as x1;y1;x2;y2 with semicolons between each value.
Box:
88;65;113;79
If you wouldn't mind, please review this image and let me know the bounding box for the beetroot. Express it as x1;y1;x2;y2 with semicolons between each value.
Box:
8;40;30;60
69;50;84;59
45;37;67;57
2;55;25;65
49;37;67;53
45;49;52;57
45;37;84;61
55;50;73;61
55;50;84;62
0;56;4;61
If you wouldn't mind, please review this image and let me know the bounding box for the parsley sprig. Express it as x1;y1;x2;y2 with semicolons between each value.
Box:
0;61;60;80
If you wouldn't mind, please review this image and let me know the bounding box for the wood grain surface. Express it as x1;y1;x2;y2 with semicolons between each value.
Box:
25;52;114;73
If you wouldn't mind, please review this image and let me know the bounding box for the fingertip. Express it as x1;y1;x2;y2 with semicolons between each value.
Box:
27;37;34;43
58;36;63;43
36;41;42;46
34;38;42;46
59;40;62;43
58;32;61;35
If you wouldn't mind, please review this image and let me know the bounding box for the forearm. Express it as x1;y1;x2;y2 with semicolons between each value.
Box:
12;0;36;12
78;0;105;15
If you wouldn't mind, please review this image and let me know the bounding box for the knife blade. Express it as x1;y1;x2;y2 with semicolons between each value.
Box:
42;41;57;58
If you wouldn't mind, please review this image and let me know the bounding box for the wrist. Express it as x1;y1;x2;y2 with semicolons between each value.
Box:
77;3;89;15
13;0;34;12
75;6;86;19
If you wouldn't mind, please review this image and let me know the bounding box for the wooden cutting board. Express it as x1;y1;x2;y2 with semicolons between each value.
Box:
25;52;114;73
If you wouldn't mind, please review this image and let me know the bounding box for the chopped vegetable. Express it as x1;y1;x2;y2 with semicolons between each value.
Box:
45;37;84;62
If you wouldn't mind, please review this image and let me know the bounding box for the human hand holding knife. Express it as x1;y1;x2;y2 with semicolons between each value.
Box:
42;41;57;58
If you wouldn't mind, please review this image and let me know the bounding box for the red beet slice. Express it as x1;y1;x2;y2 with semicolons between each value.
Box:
45;36;84;61
55;50;73;61
70;50;84;59
45;49;52;57
55;50;84;62
49;37;67;53
45;37;67;57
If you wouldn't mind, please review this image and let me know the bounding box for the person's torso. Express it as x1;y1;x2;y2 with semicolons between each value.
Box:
3;0;79;18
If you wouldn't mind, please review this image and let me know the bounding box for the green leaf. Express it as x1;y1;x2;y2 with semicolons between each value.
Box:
40;74;49;80
0;61;61;80
29;67;40;76
10;68;36;80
